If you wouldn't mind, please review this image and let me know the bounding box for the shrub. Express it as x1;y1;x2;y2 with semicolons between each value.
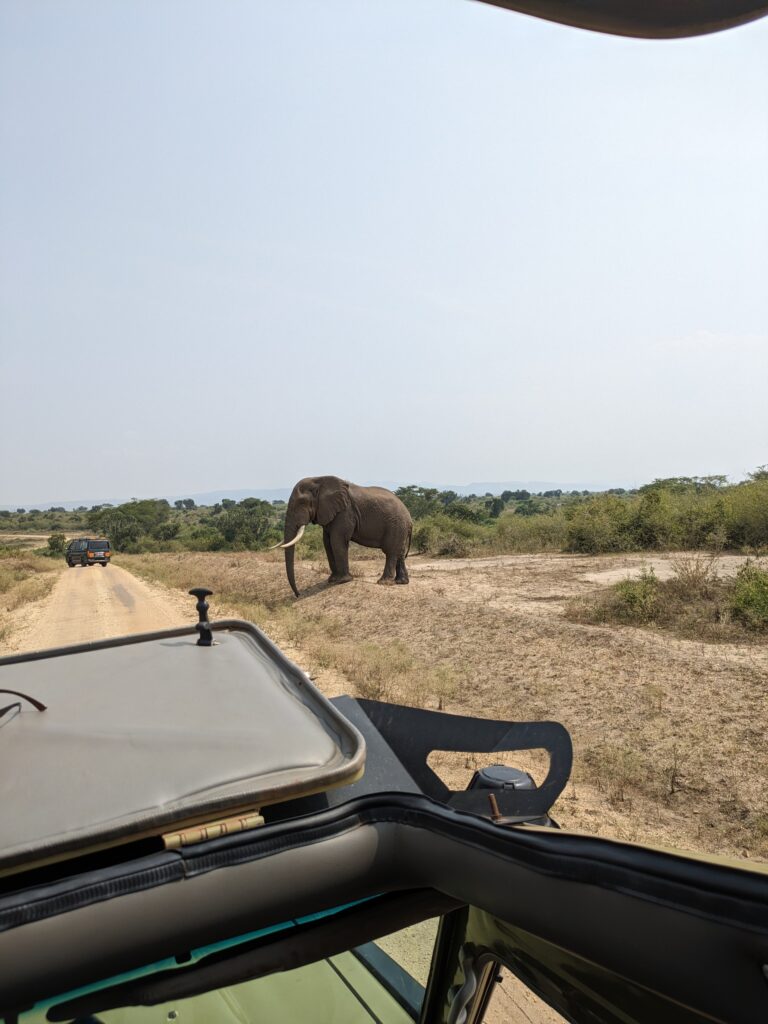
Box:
570;569;661;626
444;503;483;523
726;480;768;551
611;569;660;623
668;553;719;599
294;524;325;558
47;533;67;557
729;562;768;631
630;490;677;549
154;521;180;541
412;515;481;557
494;511;567;552
564;496;633;553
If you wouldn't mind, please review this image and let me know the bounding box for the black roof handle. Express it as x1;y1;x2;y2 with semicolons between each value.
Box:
354;700;572;821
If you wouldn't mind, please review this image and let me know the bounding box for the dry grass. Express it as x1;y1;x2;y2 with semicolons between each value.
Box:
120;551;462;709
0;552;61;613
119;549;768;862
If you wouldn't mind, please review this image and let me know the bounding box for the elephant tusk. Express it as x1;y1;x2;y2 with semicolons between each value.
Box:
280;524;306;549
266;540;284;550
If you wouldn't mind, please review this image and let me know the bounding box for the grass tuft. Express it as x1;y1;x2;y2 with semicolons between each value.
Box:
567;557;768;641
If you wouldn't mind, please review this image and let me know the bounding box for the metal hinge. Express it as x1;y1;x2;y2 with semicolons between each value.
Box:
162;810;264;849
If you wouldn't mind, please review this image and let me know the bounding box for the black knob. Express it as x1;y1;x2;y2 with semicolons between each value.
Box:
189;587;213;646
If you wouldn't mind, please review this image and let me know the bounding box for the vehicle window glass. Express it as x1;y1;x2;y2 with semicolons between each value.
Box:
26;917;440;1024
480;964;568;1024
89;540;110;550
353;916;439;1016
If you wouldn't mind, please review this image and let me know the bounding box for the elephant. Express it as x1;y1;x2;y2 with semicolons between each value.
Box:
274;476;413;598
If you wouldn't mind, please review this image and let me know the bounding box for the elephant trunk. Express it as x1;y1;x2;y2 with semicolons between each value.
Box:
283;511;301;598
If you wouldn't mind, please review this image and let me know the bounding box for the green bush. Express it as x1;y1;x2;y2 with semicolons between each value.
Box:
153;521;180;542
726;480;768;551
565;496;633;553
412;515;482;557
611;569;661;623
294;524;325;558
729;563;768;631
494;511;567;552
630;490;676;549
47;533;67;556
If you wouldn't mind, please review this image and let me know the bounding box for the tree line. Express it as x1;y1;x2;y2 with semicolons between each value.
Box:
3;468;766;557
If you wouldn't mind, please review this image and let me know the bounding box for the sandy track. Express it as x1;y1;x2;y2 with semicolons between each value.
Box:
2;562;191;654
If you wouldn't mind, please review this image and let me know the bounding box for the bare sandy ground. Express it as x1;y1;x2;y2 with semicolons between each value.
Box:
0;562;190;655
581;552;753;584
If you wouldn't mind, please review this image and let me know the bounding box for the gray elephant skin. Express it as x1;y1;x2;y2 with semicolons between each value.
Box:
277;476;413;597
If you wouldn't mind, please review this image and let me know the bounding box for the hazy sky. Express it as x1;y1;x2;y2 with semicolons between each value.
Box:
2;1;767;503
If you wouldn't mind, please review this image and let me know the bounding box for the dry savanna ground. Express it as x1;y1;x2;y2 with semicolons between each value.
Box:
0;552;63;645
118;547;768;864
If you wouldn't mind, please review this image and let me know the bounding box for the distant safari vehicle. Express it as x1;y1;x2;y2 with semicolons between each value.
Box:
65;537;111;567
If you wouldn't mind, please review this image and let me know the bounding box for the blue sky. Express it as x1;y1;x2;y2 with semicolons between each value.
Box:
1;1;766;503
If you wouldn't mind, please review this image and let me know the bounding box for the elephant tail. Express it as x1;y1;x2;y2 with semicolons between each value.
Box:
405;524;412;559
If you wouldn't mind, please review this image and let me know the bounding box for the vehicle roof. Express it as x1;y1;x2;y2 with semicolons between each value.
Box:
0;622;364;874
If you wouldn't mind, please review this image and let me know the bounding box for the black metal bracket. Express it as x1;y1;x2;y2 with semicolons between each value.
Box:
188;588;213;647
353;700;572;821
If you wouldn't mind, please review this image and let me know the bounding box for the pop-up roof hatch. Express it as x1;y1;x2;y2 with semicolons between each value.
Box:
0;590;365;875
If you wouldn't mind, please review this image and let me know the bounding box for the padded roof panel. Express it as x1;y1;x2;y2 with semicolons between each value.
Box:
0;622;364;873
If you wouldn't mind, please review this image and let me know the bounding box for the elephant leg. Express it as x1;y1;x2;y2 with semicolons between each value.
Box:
323;529;337;580
395;557;409;584
378;552;397;585
328;529;353;585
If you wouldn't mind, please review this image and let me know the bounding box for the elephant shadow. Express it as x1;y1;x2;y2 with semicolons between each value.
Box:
295;580;334;600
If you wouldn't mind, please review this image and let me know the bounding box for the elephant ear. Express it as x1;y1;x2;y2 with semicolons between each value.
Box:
316;479;350;526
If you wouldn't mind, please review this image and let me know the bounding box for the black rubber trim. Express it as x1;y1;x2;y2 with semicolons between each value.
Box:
178;795;768;921
0;853;181;933
3;793;767;936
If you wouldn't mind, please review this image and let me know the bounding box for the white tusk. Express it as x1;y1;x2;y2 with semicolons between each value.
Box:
280;524;306;549
266;540;284;550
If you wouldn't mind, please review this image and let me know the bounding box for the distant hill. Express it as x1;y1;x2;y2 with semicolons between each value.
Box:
1;478;639;512
0;489;291;512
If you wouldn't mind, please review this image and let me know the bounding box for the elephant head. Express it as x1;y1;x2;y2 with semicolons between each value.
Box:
278;476;351;597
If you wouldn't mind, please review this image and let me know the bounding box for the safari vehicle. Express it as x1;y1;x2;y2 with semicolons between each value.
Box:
65;537;111;567
0;588;767;1024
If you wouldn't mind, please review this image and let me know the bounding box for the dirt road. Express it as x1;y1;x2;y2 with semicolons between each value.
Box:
2;562;190;655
